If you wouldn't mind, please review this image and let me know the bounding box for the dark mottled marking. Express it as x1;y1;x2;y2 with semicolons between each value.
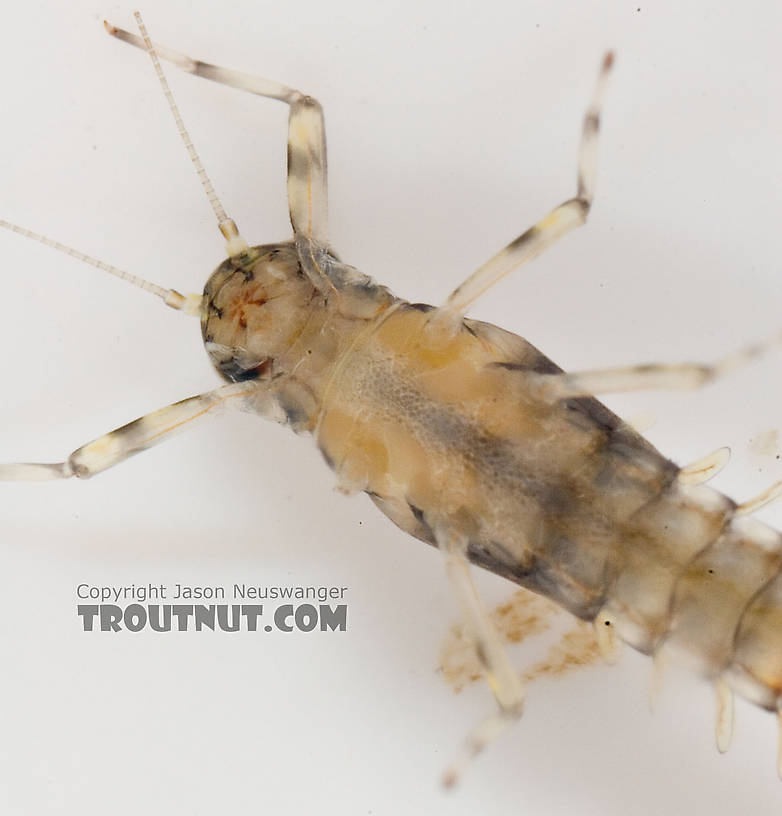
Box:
584;111;600;133
564;397;622;435
288;142;323;174
348;275;381;293
507;225;538;252
407;500;436;541
275;377;318;430
407;302;434;313
217;359;261;382
574;197;590;216
277;394;309;426
365;493;436;546
468;539;519;573
359;349;677;619
491;355;678;484
318;443;335;470
465;542;548;601
497;548;601;622
536;484;574;517
542;533;610;616
368;369;587;508
474;640;490;671
408;502;426;524
491;358;562;376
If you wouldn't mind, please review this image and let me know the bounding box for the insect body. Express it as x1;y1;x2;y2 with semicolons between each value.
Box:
4;12;782;790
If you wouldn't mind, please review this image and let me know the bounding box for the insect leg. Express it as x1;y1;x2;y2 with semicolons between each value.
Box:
436;527;525;787
736;480;782;515
439;52;614;321
523;331;782;399
105;21;332;293
441;588;559;693
0;381;264;481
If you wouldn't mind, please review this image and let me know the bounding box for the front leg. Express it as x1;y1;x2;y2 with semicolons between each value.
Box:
106;20;333;294
0;381;271;481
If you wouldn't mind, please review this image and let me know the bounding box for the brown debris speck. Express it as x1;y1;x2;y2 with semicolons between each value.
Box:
439;589;602;694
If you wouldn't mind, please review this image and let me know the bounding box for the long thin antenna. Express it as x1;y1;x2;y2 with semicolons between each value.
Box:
0;219;203;315
132;11;248;258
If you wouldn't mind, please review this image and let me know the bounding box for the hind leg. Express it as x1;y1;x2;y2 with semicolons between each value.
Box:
434;526;526;787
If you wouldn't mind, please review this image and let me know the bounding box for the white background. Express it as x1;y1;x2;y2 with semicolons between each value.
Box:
1;0;782;813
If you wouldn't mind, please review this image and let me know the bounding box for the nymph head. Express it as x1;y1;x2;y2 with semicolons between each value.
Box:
201;243;318;382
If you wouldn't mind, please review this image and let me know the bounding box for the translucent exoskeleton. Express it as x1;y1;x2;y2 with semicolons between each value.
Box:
2;7;782;814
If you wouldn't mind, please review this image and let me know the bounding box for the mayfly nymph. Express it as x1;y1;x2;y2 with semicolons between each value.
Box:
4;12;782;787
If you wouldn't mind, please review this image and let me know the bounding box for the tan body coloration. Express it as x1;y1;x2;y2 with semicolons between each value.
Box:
5;17;782;785
202;241;782;717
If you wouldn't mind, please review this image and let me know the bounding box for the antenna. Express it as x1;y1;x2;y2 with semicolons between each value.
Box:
132;11;248;258
0;219;203;315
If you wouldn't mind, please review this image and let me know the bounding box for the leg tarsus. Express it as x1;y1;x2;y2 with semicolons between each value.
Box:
441;708;520;789
105;21;299;101
0;462;74;481
527;330;782;400
736;479;782;516
436;526;525;786
440;52;614;320
0;381;258;482
106;19;332;292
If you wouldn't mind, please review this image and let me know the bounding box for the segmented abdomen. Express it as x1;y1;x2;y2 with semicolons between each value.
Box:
315;302;782;712
606;481;782;710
